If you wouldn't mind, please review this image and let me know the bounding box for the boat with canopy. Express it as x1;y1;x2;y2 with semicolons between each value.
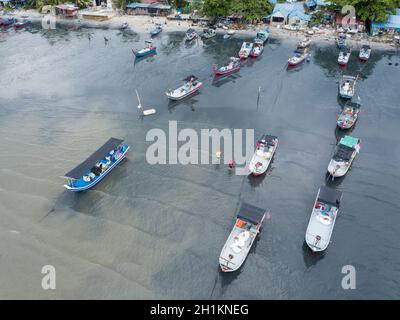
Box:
339;75;358;99
327;135;360;178
132;40;156;58
248;135;278;176
238;42;252;59
359;45;371;61
337;101;361;130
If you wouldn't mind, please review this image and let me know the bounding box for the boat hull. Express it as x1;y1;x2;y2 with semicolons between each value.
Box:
166;83;203;101
212;66;240;75
132;48;156;58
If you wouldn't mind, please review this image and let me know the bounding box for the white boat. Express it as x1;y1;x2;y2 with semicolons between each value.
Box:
359;45;371;61
297;37;311;48
238;42;252;59
288;48;309;67
200;28;216;39
248;135;278;176
305;186;343;252
339;75;358;99
338;48;351;66
250;42;263;57
185;28;198;41
165;75;203;101
219;202;267;272
328;135;361;178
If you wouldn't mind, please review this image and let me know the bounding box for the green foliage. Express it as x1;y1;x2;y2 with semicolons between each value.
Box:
201;0;232;18
75;0;92;9
188;0;203;12
25;0;91;11
311;10;324;26
230;0;273;22
330;0;399;22
112;0;129;10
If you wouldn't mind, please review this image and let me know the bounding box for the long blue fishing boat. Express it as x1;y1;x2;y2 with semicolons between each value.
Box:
63;138;129;192
132;40;156;58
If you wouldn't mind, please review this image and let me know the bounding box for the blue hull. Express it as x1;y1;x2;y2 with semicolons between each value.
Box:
134;49;156;58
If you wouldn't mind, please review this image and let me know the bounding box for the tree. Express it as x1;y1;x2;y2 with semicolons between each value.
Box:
112;0;129;10
201;0;232;18
230;0;273;23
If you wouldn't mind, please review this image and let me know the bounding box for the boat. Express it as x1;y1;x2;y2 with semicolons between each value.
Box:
359;44;371;61
250;42;263;58
14;20;31;30
337;34;347;49
297;37;311;49
200;28;216;39
327;135;361;178
338;48;351;66
339;75;358;99
248;135;278;176
165;75;203;101
150;23;162;36
219;202;267;272
0;18;16;27
223;29;235;39
288;48;309;67
337;101;361;130
132;40;156;58
254;28;270;44
185;28;198;41
305;186;343;252
63;138;129;192
120;22;129;30
238;42;252;59
212;57;240;76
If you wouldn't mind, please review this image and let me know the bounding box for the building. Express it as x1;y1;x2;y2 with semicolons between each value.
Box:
126;2;172;16
55;4;79;18
335;14;364;33
267;2;311;26
304;0;331;11
370;9;400;36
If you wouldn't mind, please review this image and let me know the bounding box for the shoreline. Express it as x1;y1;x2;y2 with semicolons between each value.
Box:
2;9;399;50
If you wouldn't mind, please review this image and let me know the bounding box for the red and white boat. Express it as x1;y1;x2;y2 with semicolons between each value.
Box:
288;48;309;67
165;75;202;101
212;57;240;75
238;42;252;59
250;42;263;58
249;135;279;176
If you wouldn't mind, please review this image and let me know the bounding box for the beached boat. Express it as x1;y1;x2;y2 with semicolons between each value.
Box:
165;75;202;101
250;42;264;58
297;37;311;49
337;101;361;130
339;75;358;99
200;28;216;39
359;45;371;61
150;24;162;36
185;28;198;41
328;135;361;178
120;22;129;30
305;186;343;252
132;40;156;58
338;48;351;66
63;138;129;192
238;42;252;59
14;20;31;29
254;28;270;44
223;29;235;39
212;57;240;76
288;48;309;67
337;34;347;49
219;202;267;272
249;135;278;176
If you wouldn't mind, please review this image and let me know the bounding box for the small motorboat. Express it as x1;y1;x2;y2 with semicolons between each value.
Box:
200;28;216;39
212;57;240;76
14;20;32;30
223;29;235;39
120;22;129;30
249;135;278;176
165;75;202;101
337;101;361;130
250;42;263;58
132;40;156;58
359;44;371;61
338;48;351;66
254;28;270;44
297;37;311;49
328;135;361;178
150;23;162;37
185;28;198;41
64;138;129;192
339;75;358;99
238;42;252;59
337;34;347;49
288;48;309;67
305;186;343;252
219;202;268;272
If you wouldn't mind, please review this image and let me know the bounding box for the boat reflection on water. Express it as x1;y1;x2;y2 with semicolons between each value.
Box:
167;95;199;113
302;241;325;268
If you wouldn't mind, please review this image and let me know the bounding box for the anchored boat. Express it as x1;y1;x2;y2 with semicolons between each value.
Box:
132;40;156;58
249;135;278;176
250;42;263;58
238;42;252;59
328;135;361;178
305;186;343;252
254;28;270;44
63;138;129;192
337;101;361;130
339;75;358;99
14;20;31;30
0;18;16;27
185;28;198;41
359;45;371;61
150;23;162;36
337;34;347;49
297;37;311;49
338;48;351;66
212;57;240;76
165;75;202;101
288;48;309;67
219;202;268;272
200;28;216;39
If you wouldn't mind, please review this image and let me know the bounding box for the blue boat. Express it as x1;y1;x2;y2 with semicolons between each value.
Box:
254;28;270;44
150;23;162;37
0;18;16;27
132;40;156;58
337;34;347;49
63;138;129;192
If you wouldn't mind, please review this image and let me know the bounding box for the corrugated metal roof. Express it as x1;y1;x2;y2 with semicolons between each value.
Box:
371;10;400;29
127;2;171;9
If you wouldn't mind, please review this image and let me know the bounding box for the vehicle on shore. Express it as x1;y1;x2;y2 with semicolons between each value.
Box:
238;42;252;59
219;202;268;272
305;186;343;252
212;57;240;76
327;135;361;178
359;45;371;61
165;75;202;101
339;75;358;99
64;138;129;192
132;40;156;58
288;48;309;67
337;101;361;130
248;135;278;176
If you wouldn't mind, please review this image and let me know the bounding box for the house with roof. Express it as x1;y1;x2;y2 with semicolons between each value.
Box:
370;9;400;36
126;2;172;16
267;2;311;26
304;0;331;11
